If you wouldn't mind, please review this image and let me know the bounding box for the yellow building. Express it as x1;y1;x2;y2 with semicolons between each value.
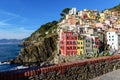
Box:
77;36;84;55
99;13;105;22
87;12;96;20
99;18;105;23
117;19;120;24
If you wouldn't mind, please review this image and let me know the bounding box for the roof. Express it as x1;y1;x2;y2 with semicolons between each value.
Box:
108;28;116;32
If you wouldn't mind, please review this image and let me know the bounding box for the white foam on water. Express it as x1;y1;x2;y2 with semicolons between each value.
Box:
0;62;10;65
15;66;28;69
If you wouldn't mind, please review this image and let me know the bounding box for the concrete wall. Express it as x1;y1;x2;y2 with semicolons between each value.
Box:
0;55;120;80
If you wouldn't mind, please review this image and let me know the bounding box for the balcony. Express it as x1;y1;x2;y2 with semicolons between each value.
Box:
66;46;77;50
66;44;77;46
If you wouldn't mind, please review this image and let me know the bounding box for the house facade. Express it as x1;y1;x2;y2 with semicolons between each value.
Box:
77;35;84;55
84;37;93;54
60;32;78;56
106;28;120;50
58;8;120;56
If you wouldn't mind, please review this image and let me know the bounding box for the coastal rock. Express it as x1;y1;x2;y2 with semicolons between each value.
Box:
13;21;58;65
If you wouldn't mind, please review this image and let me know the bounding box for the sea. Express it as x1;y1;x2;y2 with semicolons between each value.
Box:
0;43;25;72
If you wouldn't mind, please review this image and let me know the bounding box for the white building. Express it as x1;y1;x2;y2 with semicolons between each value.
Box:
106;28;120;50
78;11;84;17
69;8;77;15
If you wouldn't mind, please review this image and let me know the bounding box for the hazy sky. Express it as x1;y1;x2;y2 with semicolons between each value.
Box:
0;0;120;39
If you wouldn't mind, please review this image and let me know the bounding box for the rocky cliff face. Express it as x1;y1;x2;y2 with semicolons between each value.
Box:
13;21;58;65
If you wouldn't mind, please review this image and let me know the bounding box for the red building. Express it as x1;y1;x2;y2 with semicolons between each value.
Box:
60;32;78;56
94;37;100;50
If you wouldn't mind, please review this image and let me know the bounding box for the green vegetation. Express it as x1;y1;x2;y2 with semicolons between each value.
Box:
33;21;57;36
26;21;58;41
109;4;120;12
60;8;70;17
59;8;70;22
77;47;113;60
100;51;113;57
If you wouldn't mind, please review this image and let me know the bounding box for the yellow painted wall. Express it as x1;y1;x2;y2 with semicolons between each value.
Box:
77;39;84;55
99;17;104;23
117;19;120;24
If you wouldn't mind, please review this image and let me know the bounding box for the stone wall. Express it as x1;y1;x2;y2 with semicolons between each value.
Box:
0;55;120;80
27;55;120;80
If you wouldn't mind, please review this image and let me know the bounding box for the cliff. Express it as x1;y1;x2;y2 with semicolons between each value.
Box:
13;21;58;65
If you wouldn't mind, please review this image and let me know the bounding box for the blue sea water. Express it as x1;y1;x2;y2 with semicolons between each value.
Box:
0;43;22;72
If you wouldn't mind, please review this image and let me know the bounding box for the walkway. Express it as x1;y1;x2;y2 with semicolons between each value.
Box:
92;69;120;80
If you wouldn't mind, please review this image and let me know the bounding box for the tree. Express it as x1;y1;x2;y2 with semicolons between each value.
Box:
60;8;71;17
96;13;100;20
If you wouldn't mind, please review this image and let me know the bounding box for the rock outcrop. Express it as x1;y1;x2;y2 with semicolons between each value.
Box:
13;21;58;65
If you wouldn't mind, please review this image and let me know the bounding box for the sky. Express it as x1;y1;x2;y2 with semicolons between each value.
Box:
0;0;120;39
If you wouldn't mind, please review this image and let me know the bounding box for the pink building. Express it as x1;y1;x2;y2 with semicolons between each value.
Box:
96;23;105;30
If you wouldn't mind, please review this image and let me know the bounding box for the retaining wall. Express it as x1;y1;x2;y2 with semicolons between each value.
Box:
0;55;120;80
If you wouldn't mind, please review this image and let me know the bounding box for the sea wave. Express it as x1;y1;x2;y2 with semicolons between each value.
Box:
0;62;10;65
15;66;28;70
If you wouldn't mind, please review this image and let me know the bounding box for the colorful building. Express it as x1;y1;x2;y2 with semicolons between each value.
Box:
106;28;120;50
94;37;100;50
77;35;84;55
69;8;77;15
60;32;78;56
58;7;120;57
84;36;93;54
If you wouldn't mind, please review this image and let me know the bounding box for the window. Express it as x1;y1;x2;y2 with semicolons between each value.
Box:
109;36;111;38
86;44;90;47
112;43;114;45
92;41;95;44
112;36;114;37
78;47;80;49
80;51;82;54
67;41;69;44
112;39;114;41
109;39;111;41
81;42;83;44
78;42;80;44
88;40;90;43
73;46;76;49
73;41;77;44
67;47;69;49
75;37;77;39
81;47;83;49
90;34;93;36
